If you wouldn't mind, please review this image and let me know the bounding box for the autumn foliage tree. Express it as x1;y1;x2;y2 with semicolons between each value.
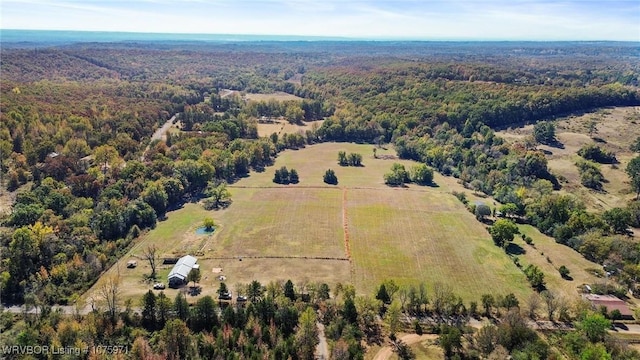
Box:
489;219;520;248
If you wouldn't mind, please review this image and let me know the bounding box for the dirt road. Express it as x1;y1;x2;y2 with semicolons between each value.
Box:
372;334;438;360
141;114;176;161
316;322;329;359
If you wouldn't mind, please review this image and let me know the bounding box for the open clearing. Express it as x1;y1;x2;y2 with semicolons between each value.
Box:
0;189;13;215
370;334;442;360
0;182;32;216
497;106;640;212
213;188;344;257
348;188;530;300
513;225;602;300
244;91;303;102
84;142;611;305
257;119;324;137
220;89;303;102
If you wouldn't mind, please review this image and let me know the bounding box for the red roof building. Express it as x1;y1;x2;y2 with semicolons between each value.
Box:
584;294;635;319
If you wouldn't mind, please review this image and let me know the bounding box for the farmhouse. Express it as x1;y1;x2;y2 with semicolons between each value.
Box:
167;255;199;288
584;294;634;320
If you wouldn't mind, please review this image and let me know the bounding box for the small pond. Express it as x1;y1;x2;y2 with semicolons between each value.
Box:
195;226;215;235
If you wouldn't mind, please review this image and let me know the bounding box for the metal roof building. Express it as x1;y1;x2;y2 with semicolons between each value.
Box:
168;255;199;288
584;294;634;319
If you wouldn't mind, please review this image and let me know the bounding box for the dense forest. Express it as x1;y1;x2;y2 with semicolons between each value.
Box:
1;40;639;359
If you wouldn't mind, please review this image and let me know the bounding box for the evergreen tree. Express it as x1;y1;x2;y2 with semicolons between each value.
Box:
533;121;556;144
376;284;391;304
279;166;290;184
348;152;363;166
156;291;172;328
141;290;157;330
284;280;296;301
338;151;348;166
273;168;282;184
626;156;640;199
217;282;230;298
295;307;319;359
323;169;338;185
342;297;358;324
191;296;218;332
174;292;190;322
289;169;299;184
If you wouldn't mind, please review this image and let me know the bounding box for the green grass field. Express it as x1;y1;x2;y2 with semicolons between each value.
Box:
210;187;345;258
347;188;530;300
88;142;604;304
257;119;324;137
244;92;303;102
513;224;602;300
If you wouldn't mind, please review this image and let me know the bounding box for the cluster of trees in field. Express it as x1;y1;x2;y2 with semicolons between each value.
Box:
383;163;434;187
532;121;557;145
337;151;363;167
323;169;338;185
578;143;617;164
273;166;299;184
576;159;606;190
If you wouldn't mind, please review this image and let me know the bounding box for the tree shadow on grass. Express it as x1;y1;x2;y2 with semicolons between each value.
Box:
545;139;565;149
505;243;526;256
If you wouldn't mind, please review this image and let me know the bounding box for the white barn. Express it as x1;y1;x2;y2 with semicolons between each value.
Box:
168;255;199;288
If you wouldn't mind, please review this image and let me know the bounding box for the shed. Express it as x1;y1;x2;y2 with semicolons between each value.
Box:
584;294;634;320
79;155;94;171
168;255;199;288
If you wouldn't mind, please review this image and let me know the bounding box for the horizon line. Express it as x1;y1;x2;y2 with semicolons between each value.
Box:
2;28;639;43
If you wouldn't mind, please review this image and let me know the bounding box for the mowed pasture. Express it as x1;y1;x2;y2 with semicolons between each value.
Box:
513;225;602;300
234;143;417;189
497;106;640;212
347;188;530;301
256;119;324;137
86;142;541;304
216;89;303;102
211;187;345;258
82;203;212;301
244;91;303;102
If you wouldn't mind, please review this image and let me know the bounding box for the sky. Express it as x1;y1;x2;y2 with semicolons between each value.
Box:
1;0;639;41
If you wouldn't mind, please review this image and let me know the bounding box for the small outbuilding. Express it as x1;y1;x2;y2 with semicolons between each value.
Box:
584;294;635;320
168;255;199;288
